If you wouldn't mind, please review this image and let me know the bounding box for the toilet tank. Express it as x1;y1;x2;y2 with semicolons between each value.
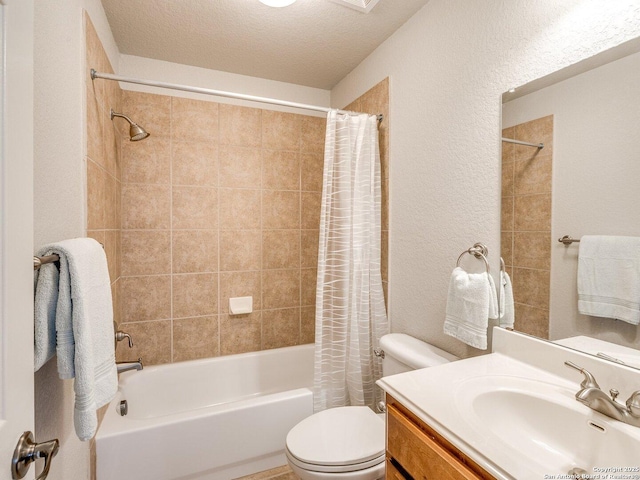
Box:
380;333;458;376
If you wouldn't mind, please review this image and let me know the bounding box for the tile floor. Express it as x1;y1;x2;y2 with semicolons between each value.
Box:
235;465;300;480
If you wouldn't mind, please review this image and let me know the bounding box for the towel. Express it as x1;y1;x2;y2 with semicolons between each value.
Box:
499;270;515;329
577;235;640;325
34;238;117;441
444;267;497;350
34;261;60;371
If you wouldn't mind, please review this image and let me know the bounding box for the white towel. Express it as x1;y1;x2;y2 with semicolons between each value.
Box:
444;267;497;350
499;270;515;329
577;235;640;325
34;261;60;371
34;238;117;441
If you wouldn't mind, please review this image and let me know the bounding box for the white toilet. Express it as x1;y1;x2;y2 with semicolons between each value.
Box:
285;333;458;480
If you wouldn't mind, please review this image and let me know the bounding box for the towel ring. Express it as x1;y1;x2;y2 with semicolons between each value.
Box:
456;243;490;275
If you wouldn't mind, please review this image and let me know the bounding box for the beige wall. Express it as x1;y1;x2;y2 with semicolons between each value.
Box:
501;116;553;339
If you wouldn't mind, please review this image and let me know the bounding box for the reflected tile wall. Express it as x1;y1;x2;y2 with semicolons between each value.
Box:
116;92;326;366
501;115;553;338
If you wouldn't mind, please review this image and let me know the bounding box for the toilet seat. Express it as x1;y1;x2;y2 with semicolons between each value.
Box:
285;406;385;474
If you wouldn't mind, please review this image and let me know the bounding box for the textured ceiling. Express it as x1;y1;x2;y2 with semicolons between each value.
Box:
100;0;430;89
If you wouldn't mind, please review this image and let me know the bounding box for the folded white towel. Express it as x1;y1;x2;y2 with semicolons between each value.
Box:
444;267;497;350
35;238;117;441
34;261;60;371
578;235;640;325
499;270;515;329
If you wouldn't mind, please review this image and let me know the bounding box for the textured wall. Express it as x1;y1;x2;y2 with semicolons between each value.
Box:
330;0;640;358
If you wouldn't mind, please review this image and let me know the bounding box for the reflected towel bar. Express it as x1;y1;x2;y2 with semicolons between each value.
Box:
558;235;580;246
502;137;544;149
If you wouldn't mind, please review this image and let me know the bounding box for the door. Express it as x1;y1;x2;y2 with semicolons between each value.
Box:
0;0;36;478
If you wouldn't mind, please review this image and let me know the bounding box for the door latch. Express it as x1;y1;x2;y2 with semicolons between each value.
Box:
12;431;59;480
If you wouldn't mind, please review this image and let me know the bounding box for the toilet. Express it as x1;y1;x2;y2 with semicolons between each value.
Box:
285;333;458;480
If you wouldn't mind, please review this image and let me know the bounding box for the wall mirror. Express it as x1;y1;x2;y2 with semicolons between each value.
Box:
500;37;640;369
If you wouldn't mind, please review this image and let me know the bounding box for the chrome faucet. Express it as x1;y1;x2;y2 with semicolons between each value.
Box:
116;358;144;374
565;361;640;427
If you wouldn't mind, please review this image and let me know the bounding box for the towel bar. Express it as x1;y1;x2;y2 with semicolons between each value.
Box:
34;242;105;270
558;235;580;246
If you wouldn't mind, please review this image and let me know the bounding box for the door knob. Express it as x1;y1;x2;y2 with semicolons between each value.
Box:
11;431;59;480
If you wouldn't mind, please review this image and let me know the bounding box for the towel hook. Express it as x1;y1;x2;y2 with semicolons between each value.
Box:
456;243;490;275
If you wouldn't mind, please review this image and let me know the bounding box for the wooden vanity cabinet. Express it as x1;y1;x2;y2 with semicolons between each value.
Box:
385;394;495;480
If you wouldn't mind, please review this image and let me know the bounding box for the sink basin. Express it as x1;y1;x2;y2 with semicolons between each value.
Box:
456;376;640;476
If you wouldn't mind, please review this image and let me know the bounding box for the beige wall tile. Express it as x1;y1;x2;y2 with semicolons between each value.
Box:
301;116;326;154
172;273;218;319
501;160;514;197
263;191;300;230
219;271;261;313
502;127;515;163
501;231;514;268
514;232;551;270
514;154;552;195
501;196;514;232
300;268;317;307
219;189;261;230
301;229;319;268
116;320;172;365
219;104;261;147
263;230;300;269
262;111;301;150
172;186;218;230
219;230;262;271
220;313;262;355
172;97;218;142
105;174;118;230
514;303;549;339
514;194;551;231
121;231;171;276
173;316;219;362
120;275;171;322
512;267;550;309
173;141;218;187
219;145;262;188
300;306;316;344
515;115;553;158
104;118;119;177
301;153;323;192
86;87;104;167
111;279;121;327
104;230;118;283
172;230;218;273
122;137;171;185
262;150;300;190
122;91;171;138
122;184;170;230
301;192;321;230
263;308;300;349
381;230;388;283
262;269;300;309
87;159;108;230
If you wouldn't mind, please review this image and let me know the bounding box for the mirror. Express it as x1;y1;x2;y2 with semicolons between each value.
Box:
500;37;640;368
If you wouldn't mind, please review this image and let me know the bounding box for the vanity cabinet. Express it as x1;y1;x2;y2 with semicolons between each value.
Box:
385;395;494;480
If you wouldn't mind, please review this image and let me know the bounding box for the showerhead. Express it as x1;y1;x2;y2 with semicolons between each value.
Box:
110;109;150;141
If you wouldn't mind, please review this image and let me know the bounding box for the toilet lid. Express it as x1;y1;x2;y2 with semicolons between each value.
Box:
286;406;385;467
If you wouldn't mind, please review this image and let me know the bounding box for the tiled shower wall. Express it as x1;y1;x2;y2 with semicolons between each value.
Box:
114;92;327;364
501;115;553;338
85;15;390;365
85;13;122;328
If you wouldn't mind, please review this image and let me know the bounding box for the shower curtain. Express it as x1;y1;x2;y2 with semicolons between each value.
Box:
313;110;389;412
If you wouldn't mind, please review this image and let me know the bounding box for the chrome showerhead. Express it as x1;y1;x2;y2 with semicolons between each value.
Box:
110;109;150;141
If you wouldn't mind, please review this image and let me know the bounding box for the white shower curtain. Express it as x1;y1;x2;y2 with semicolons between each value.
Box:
313;111;389;412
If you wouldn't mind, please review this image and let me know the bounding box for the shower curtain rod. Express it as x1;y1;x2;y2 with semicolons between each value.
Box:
90;69;383;121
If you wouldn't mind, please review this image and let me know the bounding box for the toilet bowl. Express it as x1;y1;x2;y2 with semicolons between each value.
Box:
285;333;458;480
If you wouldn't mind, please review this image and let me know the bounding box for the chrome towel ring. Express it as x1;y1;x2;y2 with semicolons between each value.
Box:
456;243;490;274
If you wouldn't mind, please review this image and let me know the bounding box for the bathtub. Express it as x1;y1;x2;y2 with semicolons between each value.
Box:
96;344;314;480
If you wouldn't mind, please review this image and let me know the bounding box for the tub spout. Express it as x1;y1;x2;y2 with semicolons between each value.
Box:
117;358;143;374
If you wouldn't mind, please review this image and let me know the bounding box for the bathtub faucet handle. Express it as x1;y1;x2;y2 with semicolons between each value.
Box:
115;330;133;348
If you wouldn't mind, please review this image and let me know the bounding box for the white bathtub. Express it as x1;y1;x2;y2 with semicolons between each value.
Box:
96;344;314;480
